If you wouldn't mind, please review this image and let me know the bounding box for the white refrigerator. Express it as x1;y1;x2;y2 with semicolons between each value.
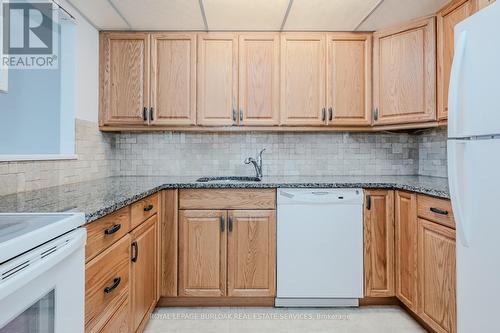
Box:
447;2;500;332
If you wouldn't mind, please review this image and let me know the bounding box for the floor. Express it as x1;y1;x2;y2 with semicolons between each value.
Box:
144;306;427;333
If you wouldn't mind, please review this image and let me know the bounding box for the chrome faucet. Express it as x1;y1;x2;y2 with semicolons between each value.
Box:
244;148;266;180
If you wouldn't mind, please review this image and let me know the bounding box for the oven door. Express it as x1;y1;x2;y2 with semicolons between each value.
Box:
0;228;86;333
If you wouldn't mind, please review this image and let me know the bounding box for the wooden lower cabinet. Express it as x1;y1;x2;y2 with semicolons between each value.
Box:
418;218;456;333
227;210;276;297
395;191;418;311
363;189;395;297
131;215;159;332
98;293;130;333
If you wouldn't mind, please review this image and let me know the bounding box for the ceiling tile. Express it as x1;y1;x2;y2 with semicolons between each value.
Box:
358;0;449;31
67;0;129;29
203;0;289;30
110;0;205;30
284;0;381;31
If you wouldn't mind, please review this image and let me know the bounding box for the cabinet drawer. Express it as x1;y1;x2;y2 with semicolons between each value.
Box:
85;235;131;332
179;189;276;210
97;293;130;333
86;207;130;262
131;193;159;229
417;195;455;229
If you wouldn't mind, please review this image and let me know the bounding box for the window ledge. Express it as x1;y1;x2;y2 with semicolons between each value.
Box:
0;154;78;162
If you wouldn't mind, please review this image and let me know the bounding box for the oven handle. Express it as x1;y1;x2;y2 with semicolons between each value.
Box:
0;228;86;301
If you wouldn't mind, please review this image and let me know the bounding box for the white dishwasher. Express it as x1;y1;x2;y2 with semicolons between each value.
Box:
276;188;364;307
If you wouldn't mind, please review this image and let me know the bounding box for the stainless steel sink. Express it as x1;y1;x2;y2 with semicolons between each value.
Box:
196;176;261;183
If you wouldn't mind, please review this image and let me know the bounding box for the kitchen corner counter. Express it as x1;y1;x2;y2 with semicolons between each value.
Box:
0;175;449;223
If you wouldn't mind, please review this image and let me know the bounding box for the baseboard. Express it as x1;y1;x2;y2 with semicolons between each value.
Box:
359;296;400;306
157;297;275;307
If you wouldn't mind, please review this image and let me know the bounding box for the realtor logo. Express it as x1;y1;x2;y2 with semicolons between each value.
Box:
1;0;58;69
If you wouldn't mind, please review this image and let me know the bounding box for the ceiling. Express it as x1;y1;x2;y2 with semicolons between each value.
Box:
67;0;450;31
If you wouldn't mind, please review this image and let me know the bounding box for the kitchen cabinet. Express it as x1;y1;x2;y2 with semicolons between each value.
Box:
99;32;150;126
227;210;276;297
178;210;228;297
197;33;238;126
479;0;496;8
363;189;395;297
417;218;456;333
395;191;418;311
373;17;436;126
326;33;372;126
238;33;280;126
437;0;478;120
150;33;197;126
160;189;178;297
131;215;159;333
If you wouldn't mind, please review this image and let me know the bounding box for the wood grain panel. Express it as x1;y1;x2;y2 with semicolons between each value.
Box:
95;293;130;333
179;210;227;297
418;218;456;333
364;189;395;297
131;193;159;230
179;189;276;210
158;297;275;307
151;33;197;126
280;33;326;126
160;190;178;297
373;17;436;125
85;206;130;262
326;33;372;126
395;191;418;311
85;235;130;331
417;195;455;229
130;215;158;332
437;0;478;120
227;210;276;297
100;32;149;126
197;33;238;126
239;33;280;126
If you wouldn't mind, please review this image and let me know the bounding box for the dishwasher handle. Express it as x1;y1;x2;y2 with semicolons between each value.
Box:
278;189;363;205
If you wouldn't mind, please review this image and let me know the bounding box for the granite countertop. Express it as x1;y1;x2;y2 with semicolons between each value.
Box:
0;175;449;223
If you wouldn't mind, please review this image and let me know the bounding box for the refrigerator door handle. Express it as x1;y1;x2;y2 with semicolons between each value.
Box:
448;141;469;247
448;31;468;137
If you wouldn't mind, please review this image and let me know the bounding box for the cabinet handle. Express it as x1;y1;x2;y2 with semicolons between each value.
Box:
149;107;154;121
220;215;225;232
373;108;379;121
143;204;154;212
240;109;244;122
366;195;371;210
328;107;333;121
232;109;237;122
131;241;139;262
430;207;449;216
322;108;326;122
143;107;148;121
104;223;121;235
228;216;233;232
104;277;121;294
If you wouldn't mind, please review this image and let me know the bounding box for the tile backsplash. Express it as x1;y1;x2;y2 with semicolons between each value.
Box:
418;127;448;178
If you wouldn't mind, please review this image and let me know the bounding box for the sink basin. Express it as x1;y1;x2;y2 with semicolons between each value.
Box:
196;176;261;183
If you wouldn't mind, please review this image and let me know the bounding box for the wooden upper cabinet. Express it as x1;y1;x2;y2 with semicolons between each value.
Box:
150;33;197;126
179;210;227;297
437;0;478;120
100;33;150;126
364;189;395;297
326;33;372;126
373;17;436;126
280;33;326;126
197;33;238;126
395;191;418;311
227;210;276;297
238;33;280;126
478;0;496;9
418;218;456;333
130;215;158;333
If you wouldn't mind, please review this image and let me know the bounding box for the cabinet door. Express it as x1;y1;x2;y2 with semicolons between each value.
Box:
238;33;280;126
179;210;227;297
130;215;158;333
364;190;395;297
227;210;276;297
100;32;150;126
280;33;326;126
418;219;456;333
395;191;418;311
326;33;372;126
151;33;196;126
373;17;436;125
197;33;238;126
437;0;478;120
